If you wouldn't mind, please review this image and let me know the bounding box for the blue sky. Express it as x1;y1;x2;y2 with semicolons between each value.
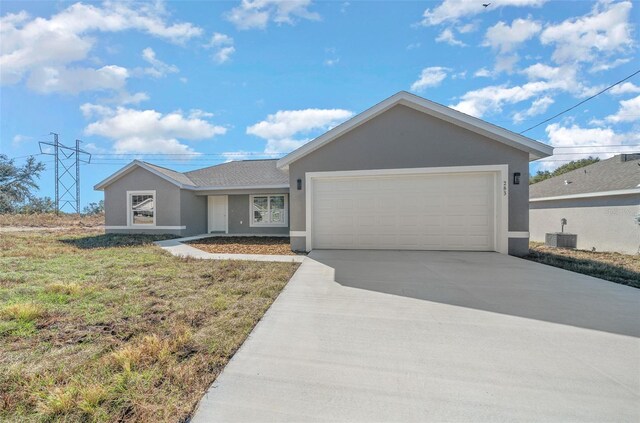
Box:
1;0;639;209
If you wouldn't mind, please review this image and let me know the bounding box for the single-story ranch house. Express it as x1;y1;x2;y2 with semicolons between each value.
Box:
530;154;640;254
95;91;553;256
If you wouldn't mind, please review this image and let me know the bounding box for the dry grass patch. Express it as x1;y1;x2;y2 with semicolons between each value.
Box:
1;303;45;322
45;282;82;296
526;242;639;288
189;236;300;255
0;230;298;421
0;212;104;228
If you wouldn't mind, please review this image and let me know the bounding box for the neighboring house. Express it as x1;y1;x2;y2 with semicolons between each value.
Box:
530;154;640;255
95;91;553;256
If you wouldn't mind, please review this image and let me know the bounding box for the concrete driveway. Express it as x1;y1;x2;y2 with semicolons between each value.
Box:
193;250;640;422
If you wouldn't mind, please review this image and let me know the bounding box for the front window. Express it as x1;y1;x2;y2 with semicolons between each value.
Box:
251;194;287;227
130;192;155;225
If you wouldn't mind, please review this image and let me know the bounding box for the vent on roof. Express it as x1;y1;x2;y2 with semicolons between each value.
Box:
620;153;640;162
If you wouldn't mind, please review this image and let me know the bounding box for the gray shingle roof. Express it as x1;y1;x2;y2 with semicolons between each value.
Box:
185;159;288;187
530;154;640;198
140;159;288;188
144;162;196;187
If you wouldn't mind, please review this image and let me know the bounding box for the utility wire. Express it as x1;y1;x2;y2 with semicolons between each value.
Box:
520;68;640;134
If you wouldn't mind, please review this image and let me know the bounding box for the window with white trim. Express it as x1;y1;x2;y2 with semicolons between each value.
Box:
250;194;288;227
130;192;155;225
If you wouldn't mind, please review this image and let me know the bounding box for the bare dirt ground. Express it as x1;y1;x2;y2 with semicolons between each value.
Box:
188;236;300;256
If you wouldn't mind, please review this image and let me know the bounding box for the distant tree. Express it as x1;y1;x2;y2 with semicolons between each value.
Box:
18;197;56;214
530;156;600;185
83;200;104;215
0;154;46;213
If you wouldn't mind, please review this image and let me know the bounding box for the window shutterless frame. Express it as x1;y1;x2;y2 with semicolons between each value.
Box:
126;190;156;227
249;194;288;227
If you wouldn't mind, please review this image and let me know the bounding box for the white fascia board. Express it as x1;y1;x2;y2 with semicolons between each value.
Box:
94;160;190;190
277;91;553;169
530;188;640;202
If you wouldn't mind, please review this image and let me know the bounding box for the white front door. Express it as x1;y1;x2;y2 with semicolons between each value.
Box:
208;195;228;233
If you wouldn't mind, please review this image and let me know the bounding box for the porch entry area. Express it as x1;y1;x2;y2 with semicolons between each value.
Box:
208;195;228;233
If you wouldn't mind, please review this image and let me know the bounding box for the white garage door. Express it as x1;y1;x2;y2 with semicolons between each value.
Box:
312;172;496;251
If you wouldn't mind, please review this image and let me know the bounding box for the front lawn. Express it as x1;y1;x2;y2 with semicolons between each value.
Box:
525;242;639;289
0;229;298;421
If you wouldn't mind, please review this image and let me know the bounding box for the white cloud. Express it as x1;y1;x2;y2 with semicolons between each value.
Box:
221;150;256;162
225;0;320;30
406;42;421;50
12;134;32;146
140;47;179;77
483;18;541;53
540;1;634;65
247;108;354;154
264;138;309;155
474;68;492;78
435;28;465;46
420;0;546;26
609;82;640;96
106;91;150;106
324;58;340;67
540;122;640;167
1;2;201;86
605;95;640;123
513;96;554;123
205;32;235;64
208;32;233;47
457;22;478;33
410;67;449;92
189;109;215;119
590;57;631;73
483;18;541;73
26;65;129;94
452;71;467;80
82;105;226;154
215;46;236;64
452;62;601;118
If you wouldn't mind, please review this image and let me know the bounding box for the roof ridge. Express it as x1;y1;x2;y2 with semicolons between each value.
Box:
140;161;195;186
183;158;280;175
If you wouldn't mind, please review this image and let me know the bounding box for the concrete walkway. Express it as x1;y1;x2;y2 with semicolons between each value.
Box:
155;236;305;263
192;250;640;422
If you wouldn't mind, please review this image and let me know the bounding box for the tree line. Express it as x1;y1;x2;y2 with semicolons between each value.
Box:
0;154;103;215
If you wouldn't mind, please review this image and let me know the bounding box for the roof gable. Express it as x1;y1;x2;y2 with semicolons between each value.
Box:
277;91;553;169
94;160;194;190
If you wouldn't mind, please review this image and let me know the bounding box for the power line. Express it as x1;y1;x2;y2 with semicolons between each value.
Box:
519;67;640;134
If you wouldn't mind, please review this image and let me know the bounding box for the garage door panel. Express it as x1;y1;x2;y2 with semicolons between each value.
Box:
312;172;495;251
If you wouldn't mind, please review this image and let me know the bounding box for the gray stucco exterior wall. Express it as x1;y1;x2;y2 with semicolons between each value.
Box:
226;194;290;235
181;190;207;236
103;166;205;237
287;104;531;256
530;194;640;255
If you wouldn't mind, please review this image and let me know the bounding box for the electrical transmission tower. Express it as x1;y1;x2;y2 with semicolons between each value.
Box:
39;133;92;214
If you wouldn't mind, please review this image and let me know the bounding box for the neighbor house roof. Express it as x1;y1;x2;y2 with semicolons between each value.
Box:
277;91;554;169
94;159;289;191
530;154;640;201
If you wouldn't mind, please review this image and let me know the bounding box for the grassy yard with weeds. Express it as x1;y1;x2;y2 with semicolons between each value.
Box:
0;229;299;421
526;242;639;289
0;213;104;228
